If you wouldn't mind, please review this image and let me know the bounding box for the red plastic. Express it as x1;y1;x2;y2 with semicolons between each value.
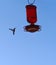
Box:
26;5;37;24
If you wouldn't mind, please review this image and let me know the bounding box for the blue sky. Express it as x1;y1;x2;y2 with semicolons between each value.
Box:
0;0;56;65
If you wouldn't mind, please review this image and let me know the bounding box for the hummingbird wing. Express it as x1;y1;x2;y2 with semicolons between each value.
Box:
9;28;13;31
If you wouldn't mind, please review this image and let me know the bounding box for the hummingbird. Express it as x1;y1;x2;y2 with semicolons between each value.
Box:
9;28;16;35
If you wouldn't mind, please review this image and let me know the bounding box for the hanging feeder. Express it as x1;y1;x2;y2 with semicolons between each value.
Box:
24;0;41;32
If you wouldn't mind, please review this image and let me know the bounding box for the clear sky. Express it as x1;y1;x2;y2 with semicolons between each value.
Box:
0;0;56;65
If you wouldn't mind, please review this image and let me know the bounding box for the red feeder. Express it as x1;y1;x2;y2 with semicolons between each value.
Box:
25;4;40;32
26;5;37;25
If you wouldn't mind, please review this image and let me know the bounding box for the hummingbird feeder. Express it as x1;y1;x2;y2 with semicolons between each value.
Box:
24;0;41;32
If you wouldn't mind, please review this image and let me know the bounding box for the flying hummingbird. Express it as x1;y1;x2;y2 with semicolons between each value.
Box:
9;28;16;35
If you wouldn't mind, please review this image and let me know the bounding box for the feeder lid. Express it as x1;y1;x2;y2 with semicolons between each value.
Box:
26;5;36;8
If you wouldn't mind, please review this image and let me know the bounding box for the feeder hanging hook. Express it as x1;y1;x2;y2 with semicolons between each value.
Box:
28;0;35;5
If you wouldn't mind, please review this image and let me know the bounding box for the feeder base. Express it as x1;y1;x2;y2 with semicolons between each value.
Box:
24;24;41;32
